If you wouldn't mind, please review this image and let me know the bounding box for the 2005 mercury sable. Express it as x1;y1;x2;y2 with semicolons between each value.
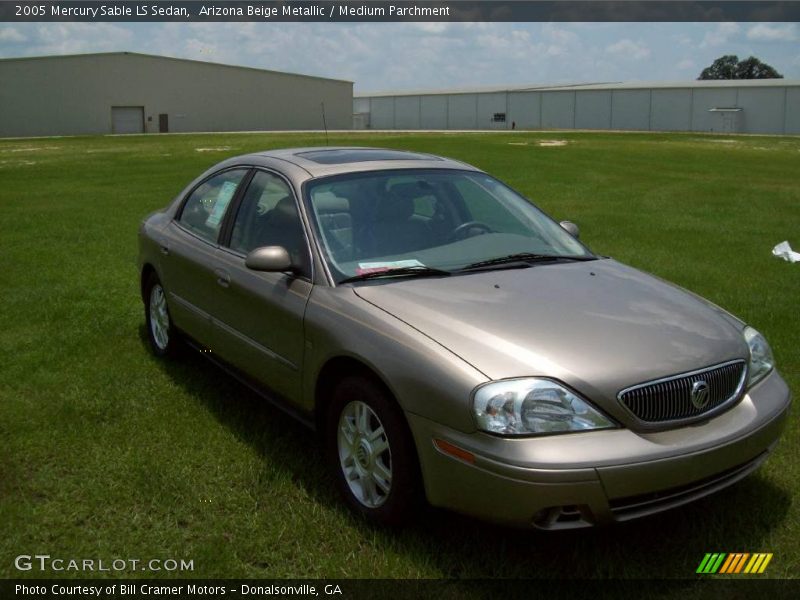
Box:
138;147;791;529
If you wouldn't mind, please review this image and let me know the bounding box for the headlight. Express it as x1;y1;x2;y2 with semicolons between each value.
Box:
744;326;775;388
472;378;616;436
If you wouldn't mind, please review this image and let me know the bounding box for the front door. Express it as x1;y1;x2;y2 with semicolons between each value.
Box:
210;170;312;403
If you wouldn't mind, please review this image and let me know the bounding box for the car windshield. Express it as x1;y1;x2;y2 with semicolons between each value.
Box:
304;169;594;283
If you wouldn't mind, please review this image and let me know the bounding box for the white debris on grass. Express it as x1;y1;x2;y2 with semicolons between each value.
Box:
0;146;59;153
508;142;529;146
195;147;232;152
538;140;568;147
0;160;37;168
772;241;800;263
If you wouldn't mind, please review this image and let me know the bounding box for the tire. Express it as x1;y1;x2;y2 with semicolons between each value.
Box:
325;376;422;526
143;272;178;357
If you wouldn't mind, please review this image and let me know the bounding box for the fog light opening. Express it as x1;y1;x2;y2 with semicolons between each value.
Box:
533;505;595;530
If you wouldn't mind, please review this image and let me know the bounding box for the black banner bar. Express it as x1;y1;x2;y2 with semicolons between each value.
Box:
4;579;800;600
2;1;800;23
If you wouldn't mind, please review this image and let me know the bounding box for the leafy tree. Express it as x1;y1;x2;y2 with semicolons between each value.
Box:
698;55;783;80
735;56;783;79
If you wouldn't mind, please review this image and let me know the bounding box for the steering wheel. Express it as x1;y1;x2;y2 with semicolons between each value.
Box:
450;221;493;241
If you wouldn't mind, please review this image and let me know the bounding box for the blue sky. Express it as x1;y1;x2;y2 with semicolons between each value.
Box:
0;22;797;91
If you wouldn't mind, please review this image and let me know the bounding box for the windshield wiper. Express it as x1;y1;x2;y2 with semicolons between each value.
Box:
460;252;596;272
339;266;452;284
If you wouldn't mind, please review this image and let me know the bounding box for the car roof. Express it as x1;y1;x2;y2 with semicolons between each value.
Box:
236;147;481;178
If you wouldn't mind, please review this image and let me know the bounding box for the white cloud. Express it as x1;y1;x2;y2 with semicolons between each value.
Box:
605;39;651;60
701;22;740;48
746;23;797;42
0;27;26;43
7;23;135;56
3;22;798;91
411;23;449;35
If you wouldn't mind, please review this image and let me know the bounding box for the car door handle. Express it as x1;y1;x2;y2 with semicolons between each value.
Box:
160;245;170;256
214;269;231;288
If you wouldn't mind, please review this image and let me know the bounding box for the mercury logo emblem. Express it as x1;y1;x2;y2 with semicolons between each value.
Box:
691;380;710;408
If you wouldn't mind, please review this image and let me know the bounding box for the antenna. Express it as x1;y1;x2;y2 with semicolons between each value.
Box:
321;102;329;146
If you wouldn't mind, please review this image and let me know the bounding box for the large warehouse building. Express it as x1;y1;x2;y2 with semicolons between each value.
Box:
354;79;800;135
0;52;353;137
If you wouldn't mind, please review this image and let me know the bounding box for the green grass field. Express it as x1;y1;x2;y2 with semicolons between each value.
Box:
1;131;798;582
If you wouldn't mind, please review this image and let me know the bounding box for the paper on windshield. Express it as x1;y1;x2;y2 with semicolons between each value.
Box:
356;259;425;275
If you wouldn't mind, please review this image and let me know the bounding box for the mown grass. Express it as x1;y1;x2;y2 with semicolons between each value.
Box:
1;131;798;583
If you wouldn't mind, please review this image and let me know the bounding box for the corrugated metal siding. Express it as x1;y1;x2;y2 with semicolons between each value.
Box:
356;81;799;134
0;52;353;137
575;91;611;130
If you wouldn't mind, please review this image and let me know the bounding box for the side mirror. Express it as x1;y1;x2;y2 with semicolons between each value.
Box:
245;246;293;272
559;220;580;239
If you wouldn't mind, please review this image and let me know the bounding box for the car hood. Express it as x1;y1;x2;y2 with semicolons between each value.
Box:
353;259;748;421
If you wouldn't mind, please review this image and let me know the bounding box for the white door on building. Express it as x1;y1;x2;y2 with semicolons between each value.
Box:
111;106;144;134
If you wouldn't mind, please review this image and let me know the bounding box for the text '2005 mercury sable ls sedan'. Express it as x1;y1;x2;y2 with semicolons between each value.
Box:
138;148;791;529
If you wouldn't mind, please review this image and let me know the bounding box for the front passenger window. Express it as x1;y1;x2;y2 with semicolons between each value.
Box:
178;169;248;243
229;171;310;277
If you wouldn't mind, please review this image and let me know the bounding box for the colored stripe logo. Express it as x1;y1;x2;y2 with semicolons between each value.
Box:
696;553;773;574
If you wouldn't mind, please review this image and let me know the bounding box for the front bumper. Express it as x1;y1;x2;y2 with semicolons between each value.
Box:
407;369;791;529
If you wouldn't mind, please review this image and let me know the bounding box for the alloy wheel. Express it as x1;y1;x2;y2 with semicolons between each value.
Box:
337;400;393;508
149;284;170;351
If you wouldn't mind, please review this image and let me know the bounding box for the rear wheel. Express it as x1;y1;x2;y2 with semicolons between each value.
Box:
144;272;178;357
326;376;421;526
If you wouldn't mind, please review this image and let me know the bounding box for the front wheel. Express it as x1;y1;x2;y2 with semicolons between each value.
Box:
326;376;422;526
144;272;178;357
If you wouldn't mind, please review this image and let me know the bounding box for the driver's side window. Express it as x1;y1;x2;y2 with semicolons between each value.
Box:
228;171;310;277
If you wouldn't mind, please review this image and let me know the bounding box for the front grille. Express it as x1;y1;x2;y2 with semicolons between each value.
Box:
619;360;747;423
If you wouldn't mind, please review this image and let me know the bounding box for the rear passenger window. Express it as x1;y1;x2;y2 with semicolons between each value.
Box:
178;169;248;243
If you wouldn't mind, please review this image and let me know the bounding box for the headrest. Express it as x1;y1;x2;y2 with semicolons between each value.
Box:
389;181;434;201
314;191;350;214
270;196;298;223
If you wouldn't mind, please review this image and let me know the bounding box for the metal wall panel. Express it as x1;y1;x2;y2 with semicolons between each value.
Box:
394;96;421;129
650;89;692;131
447;94;478;129
691;88;738;132
370;97;395;129
575;91;612;129
356;84;797;135
786;88;800;134
737;88;785;134
508;92;541;129
353;97;370;113
420;95;447;129
0;53;353;137
541;91;575;129
611;90;651;130
477;92;508;129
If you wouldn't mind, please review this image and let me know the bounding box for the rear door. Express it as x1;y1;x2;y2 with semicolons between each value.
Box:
159;168;250;347
210;169;313;403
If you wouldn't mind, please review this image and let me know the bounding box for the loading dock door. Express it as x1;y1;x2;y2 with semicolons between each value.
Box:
111;106;144;134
